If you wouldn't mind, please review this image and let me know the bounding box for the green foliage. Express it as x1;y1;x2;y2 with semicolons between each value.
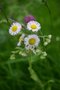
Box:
0;0;60;90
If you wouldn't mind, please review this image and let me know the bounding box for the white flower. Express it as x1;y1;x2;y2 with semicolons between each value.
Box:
27;21;41;32
9;22;22;36
24;34;40;50
17;34;25;46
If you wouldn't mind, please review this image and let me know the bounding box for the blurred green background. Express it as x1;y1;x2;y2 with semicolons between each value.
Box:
0;0;60;90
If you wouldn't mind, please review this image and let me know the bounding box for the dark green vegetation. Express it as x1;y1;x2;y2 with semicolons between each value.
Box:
0;0;60;90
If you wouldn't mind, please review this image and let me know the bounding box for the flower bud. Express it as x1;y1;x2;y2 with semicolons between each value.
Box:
42;52;47;57
46;39;51;43
48;35;52;39
40;56;45;59
44;42;48;46
24;15;35;23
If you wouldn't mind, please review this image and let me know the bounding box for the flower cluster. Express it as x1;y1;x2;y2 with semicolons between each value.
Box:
9;15;52;59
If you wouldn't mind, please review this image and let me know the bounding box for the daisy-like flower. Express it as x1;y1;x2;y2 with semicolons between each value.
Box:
9;22;22;36
27;21;41;32
24;34;40;50
17;34;25;46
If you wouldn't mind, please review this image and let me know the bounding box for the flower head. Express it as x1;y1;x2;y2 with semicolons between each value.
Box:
9;22;22;36
8;15;52;58
24;15;35;23
24;34;40;50
27;21;41;32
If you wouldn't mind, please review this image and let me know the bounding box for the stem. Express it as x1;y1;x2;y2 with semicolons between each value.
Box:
28;56;44;90
39;35;48;38
3;12;10;25
42;0;53;28
8;63;13;75
0;7;10;25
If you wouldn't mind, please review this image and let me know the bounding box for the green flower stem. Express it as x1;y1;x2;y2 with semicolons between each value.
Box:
39;31;45;43
0;7;12;25
28;55;44;90
42;0;53;28
39;36;48;38
8;63;13;76
44;79;54;87
1;10;10;25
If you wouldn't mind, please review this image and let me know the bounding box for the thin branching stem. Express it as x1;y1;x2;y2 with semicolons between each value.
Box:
28;55;44;90
0;7;10;25
42;0;53;28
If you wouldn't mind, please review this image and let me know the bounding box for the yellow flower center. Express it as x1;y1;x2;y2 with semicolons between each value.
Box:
31;24;37;29
29;38;36;45
12;26;17;32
